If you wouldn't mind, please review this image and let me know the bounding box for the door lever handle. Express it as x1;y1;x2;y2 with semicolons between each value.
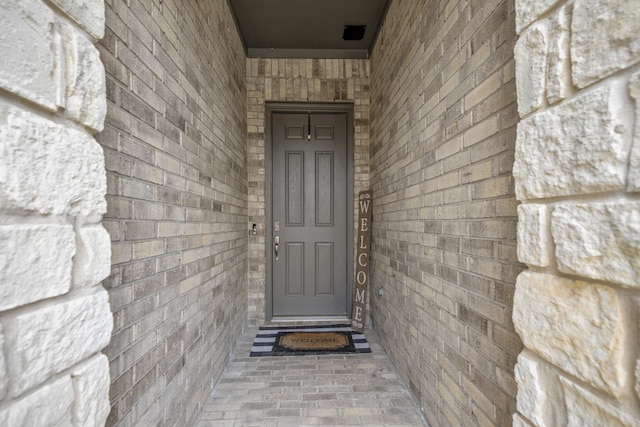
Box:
274;236;280;261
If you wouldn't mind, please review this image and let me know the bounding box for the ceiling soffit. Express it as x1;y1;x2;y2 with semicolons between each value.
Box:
227;0;391;59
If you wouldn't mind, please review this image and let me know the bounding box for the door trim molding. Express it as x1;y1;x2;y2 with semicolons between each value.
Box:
265;102;355;322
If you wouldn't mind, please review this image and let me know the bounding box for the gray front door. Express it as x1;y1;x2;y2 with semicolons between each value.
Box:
272;112;348;316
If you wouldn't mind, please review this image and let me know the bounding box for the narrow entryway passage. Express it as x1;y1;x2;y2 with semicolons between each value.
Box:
196;326;428;427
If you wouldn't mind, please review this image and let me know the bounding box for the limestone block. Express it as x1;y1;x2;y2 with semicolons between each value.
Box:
49;0;105;39
515;0;561;34
513;413;535;427
546;5;571;104
513;272;627;397
517;204;550;267
0;376;73;426
0;324;6;400
8;289;113;395
628;72;640;192
514;354;548;426
560;378;640;427
0;0;57;111
0;105;107;218
514;81;628;200
61;23;107;132
73;225;112;288
515;23;548;116
514;351;566;427
552;203;640;288
71;354;111;427
572;0;640;88
0;225;75;311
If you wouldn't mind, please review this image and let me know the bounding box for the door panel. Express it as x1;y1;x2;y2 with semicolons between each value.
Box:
315;242;334;295
272;112;347;316
316;152;334;226
285;242;304;296
285;151;304;226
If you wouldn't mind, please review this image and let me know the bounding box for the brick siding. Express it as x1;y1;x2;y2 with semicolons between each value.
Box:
246;58;370;324
369;1;523;426
96;0;248;425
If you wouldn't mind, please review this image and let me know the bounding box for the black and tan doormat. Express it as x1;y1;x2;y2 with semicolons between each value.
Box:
250;324;372;357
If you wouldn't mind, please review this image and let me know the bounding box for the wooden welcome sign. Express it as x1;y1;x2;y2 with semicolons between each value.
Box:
351;190;372;333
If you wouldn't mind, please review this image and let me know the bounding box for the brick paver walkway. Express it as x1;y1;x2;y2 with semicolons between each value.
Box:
196;325;428;427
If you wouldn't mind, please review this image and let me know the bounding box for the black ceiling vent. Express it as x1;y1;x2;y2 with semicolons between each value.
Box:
343;25;367;41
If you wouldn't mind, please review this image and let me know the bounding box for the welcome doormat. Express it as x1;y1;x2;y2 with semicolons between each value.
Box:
250;324;372;357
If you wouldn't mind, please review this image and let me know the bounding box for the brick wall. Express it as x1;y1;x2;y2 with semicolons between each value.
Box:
96;0;247;425
246;58;370;324
0;0;112;424
369;1;522;426
512;0;640;425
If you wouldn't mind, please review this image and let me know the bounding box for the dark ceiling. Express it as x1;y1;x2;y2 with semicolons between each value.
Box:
228;0;391;59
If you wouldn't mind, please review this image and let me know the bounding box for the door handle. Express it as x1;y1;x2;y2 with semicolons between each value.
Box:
274;236;280;261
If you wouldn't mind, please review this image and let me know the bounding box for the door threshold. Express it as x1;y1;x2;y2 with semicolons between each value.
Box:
269;316;350;324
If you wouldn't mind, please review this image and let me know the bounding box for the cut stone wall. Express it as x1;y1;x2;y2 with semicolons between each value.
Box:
369;0;522;426
96;0;247;425
512;0;640;426
246;58;370;324
0;0;112;425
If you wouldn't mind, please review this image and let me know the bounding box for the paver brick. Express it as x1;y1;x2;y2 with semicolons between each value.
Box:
195;326;427;427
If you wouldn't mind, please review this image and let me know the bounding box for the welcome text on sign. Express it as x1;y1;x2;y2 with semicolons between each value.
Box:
352;191;371;332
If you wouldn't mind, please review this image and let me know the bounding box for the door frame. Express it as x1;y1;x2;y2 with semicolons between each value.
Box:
265;102;355;321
